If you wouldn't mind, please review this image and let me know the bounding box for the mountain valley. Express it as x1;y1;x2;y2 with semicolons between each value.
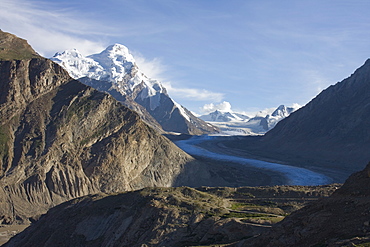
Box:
0;29;370;247
4;185;339;247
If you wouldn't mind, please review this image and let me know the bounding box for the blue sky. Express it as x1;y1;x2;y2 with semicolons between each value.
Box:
1;0;370;115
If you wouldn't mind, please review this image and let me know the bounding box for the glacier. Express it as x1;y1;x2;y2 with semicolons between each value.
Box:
176;135;332;186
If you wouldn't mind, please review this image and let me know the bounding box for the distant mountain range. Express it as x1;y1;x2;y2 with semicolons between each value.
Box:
51;45;218;135
200;104;300;135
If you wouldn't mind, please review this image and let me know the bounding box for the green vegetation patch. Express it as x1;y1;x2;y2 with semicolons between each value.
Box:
222;212;270;218
0;31;40;60
139;187;226;215
0;125;9;161
229;202;261;210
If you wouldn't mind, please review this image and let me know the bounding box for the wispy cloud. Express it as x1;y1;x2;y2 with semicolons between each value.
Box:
0;0;108;56
130;50;224;103
200;101;232;114
132;52;169;81
163;82;224;102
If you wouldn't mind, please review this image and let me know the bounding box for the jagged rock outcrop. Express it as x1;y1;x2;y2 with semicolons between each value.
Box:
0;31;222;224
237;162;370;247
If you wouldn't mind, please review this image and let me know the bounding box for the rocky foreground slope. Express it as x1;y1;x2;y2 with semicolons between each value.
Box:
7;162;368;247
4;185;338;247
0;30;224;224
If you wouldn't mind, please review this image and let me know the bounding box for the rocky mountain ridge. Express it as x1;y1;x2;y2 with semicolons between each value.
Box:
0;30;40;60
51;45;219;135
0;30;225;225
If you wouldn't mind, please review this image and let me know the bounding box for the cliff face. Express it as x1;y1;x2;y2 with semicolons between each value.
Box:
0;56;210;224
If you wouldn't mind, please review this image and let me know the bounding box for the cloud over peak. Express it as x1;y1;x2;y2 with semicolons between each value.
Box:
201;101;232;114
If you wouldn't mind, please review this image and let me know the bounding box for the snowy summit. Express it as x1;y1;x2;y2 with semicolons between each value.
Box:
51;44;219;135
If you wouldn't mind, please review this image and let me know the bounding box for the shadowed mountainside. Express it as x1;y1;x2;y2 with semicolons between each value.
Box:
223;59;370;181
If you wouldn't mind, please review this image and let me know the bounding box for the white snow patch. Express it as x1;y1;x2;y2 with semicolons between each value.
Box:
173;100;190;122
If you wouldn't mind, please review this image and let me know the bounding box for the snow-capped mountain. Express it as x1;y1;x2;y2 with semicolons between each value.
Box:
200;110;250;122
51;44;218;135
200;104;300;135
264;104;298;129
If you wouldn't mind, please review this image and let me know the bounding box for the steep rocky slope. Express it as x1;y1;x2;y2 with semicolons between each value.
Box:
52;46;219;135
238;162;370;247
261;60;370;173
0;30;222;224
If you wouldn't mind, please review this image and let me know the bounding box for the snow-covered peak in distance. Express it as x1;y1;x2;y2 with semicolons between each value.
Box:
200;104;301;136
271;104;297;118
100;43;136;64
200;110;249;122
51;44;166;107
88;43;136;83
